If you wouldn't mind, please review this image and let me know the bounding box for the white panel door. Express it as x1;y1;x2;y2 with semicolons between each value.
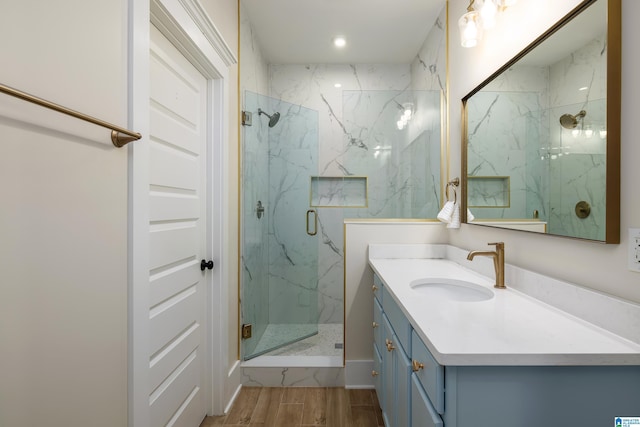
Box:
148;24;209;427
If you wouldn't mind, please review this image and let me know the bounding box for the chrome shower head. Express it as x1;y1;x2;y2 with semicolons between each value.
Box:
258;108;281;128
559;110;586;129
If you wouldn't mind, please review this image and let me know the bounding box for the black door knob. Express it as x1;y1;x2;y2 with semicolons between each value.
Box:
200;259;214;271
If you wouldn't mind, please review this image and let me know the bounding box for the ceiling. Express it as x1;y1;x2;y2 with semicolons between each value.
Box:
241;0;447;64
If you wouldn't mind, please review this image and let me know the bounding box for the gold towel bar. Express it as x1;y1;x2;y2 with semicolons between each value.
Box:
0;83;141;147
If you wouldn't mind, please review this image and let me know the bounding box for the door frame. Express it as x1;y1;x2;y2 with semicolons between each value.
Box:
129;0;237;424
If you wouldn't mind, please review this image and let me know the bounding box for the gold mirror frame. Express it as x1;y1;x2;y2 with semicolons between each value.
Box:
461;0;621;243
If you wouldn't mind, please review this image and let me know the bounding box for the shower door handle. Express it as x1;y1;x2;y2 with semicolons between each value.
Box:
306;209;317;236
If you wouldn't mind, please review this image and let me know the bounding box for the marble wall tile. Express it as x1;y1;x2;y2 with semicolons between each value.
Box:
241;366;344;387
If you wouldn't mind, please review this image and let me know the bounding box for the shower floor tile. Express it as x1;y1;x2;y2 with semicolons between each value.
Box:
253;323;343;357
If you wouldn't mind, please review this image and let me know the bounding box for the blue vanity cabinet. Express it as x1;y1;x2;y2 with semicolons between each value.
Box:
372;272;640;427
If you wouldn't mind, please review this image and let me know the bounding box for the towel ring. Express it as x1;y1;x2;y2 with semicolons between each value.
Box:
445;178;459;204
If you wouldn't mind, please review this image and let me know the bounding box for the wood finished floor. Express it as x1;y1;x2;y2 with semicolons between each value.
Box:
200;387;384;427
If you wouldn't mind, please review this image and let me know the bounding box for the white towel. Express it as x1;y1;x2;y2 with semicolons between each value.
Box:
437;201;455;223
447;202;461;229
467;209;475;222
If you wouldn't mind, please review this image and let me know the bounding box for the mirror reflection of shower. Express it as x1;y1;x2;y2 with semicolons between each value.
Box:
258;108;281;127
559;109;586;129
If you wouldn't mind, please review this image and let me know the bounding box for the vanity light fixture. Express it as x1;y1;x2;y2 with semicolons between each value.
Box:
584;126;594;138
459;0;518;47
459;1;483;48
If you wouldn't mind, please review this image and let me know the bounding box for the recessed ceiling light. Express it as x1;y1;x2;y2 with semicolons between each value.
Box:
579;86;589;91
334;83;342;88
333;36;346;48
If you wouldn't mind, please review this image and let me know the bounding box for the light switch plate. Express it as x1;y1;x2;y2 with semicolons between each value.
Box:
629;228;640;273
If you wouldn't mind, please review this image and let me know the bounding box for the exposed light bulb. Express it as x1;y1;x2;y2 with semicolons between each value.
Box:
458;10;482;48
480;0;498;29
571;129;581;138
397;120;404;130
599;129;607;139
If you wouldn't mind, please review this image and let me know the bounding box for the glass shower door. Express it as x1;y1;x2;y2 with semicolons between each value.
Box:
241;91;319;360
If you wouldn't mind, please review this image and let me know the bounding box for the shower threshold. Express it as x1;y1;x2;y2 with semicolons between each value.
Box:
243;323;343;368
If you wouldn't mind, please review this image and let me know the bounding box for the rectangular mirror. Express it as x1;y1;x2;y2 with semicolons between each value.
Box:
462;0;621;243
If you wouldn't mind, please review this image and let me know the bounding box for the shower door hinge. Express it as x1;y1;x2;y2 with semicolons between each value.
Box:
241;323;252;339
241;111;252;126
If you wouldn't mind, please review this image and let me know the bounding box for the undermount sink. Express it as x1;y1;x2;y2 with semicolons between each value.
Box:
409;278;494;302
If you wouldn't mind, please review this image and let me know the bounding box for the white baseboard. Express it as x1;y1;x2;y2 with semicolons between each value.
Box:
345;360;374;389
224;360;242;414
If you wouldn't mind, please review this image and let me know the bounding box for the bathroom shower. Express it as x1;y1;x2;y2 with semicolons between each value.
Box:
258;108;281;127
559;110;586;129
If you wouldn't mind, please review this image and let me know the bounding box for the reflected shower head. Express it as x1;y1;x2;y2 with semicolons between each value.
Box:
258;108;281;128
559;110;586;129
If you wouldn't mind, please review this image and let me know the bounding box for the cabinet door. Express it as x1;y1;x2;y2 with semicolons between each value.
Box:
397;344;412;427
373;344;383;410
411;374;443;427
374;298;384;354
383;315;413;427
382;316;395;427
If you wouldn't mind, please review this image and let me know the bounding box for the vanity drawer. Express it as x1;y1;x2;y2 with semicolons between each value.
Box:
411;374;443;427
412;330;444;414
373;298;384;353
373;274;383;304
382;285;412;354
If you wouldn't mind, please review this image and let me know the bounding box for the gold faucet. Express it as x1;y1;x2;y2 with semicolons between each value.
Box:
466;242;506;289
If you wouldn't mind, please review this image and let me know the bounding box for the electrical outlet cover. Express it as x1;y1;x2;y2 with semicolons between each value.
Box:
629;228;640;273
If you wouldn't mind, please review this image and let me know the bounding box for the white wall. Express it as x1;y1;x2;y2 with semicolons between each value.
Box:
344;222;448;361
0;1;129;426
449;0;640;303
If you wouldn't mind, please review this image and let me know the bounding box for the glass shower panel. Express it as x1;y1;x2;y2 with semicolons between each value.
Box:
551;98;607;240
241;90;270;359
342;90;442;219
242;91;319;360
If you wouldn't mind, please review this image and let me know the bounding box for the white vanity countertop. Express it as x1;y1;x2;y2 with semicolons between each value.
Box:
369;252;640;366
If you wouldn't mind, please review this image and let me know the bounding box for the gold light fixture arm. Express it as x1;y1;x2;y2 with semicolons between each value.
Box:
0;83;141;147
